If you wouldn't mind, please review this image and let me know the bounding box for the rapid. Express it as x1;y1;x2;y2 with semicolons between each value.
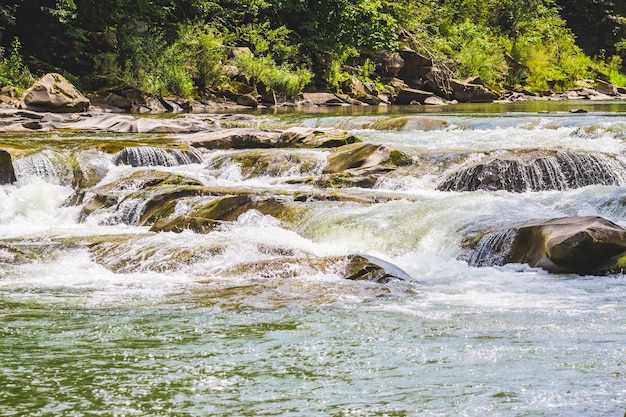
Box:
1;103;625;416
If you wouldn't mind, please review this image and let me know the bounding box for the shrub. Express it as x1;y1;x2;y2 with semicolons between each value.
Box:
0;37;34;94
233;52;313;97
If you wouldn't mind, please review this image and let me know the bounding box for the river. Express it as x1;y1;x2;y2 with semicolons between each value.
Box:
1;102;625;416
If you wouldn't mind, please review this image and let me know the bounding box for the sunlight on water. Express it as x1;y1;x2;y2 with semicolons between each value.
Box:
1;107;626;416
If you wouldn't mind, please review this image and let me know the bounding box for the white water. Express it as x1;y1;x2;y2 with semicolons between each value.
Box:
1;110;626;416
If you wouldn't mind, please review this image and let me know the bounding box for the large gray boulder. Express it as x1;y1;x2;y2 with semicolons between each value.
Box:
20;73;90;113
467;216;626;275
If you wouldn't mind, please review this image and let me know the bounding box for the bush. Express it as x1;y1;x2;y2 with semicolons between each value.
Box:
233;52;313;97
0;38;34;94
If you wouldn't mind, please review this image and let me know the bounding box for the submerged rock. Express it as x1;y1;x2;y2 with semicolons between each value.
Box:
438;150;626;192
465;215;626;275
150;194;303;233
0;244;28;264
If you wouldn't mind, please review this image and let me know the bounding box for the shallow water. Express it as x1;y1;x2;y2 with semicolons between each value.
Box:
1;103;626;416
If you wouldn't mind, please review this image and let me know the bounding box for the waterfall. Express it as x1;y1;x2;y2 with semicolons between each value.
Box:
438;151;626;192
13;153;59;183
465;228;518;267
113;146;203;167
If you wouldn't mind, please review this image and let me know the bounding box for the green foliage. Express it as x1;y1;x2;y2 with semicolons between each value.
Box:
233;52;313;97
0;38;34;94
446;20;507;86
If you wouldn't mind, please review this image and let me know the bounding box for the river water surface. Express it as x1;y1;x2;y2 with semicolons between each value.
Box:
1;102;626;416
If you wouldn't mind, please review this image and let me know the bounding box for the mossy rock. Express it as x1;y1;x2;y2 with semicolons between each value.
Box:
369;117;409;130
76;169;204;221
210;150;322;178
323;143;412;174
150;194;304;233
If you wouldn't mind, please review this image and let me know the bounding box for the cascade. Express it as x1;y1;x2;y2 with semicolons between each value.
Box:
438;151;626;192
465;228;518;267
113;146;203;167
12;153;59;183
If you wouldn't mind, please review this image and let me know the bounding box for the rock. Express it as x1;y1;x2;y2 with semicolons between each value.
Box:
74;169;204;223
437;150;626;192
236;94;259;107
301;92;346;106
103;92;132;111
323;143;411;174
595;80;619;96
375;50;405;77
150;194;302;233
468;216;626;275
20;73;90;113
0;150;16;184
346;78;381;105
113;146;202;167
278;127;361;148
292;143;412;189
424;96;447;106
343;254;412;283
397;48;433;79
64;113;212;133
186;128;282;149
394;88;435;105
450;79;498;103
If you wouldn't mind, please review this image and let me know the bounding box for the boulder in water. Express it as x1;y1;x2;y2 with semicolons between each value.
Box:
113;146;202;167
466;216;626;275
20;73;90;113
0;150;16;184
150;194;303;233
438;150;626;192
75;170;204;223
278;127;360;148
293;143;413;189
342;254;413;283
187;128;282;149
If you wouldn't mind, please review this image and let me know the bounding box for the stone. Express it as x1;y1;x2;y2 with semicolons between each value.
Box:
278;127;361;148
450;79;498;103
394;88;435;105
595;80;619;96
236;94;259;107
301;92;346;106
398;48;433;80
323;143;410;174
343;254;413;283
0;150;16;184
468;216;626;275
437;150;626;192
150;194;302;233
375;50;405;77
186;128;282;149
20;73;90;113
